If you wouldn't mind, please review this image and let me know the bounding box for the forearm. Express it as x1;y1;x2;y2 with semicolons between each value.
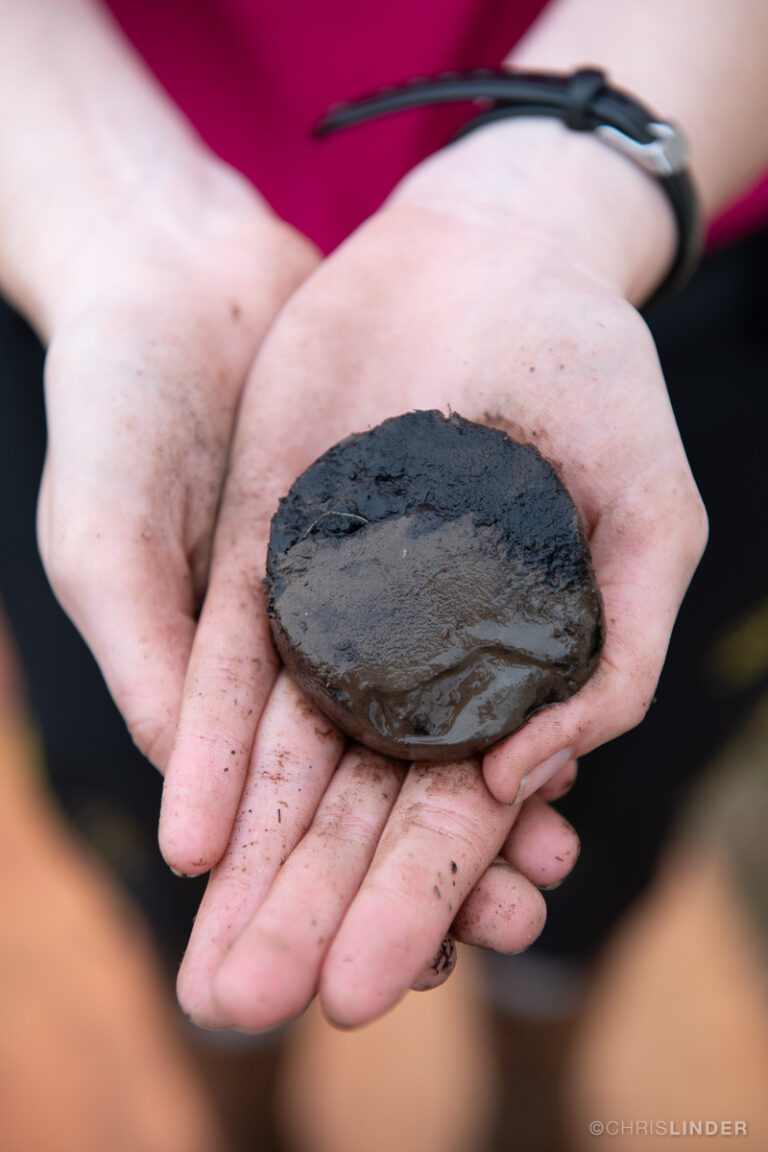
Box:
0;0;264;336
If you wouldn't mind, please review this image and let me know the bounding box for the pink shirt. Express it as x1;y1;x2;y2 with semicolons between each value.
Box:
104;0;767;253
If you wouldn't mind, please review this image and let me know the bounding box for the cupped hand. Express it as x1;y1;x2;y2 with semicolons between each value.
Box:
162;120;706;1027
36;161;318;770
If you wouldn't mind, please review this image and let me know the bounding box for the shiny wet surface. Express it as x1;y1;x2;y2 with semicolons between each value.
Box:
267;410;603;760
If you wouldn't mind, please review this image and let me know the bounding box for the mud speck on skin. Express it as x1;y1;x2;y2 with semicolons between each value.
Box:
412;760;479;797
430;937;456;977
314;726;335;739
412;935;458;991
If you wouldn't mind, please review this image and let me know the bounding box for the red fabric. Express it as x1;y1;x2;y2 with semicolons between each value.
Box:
102;0;546;251
707;171;768;248
103;0;768;252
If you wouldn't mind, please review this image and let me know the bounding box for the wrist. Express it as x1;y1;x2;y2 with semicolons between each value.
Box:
390;116;677;306
7;147;278;340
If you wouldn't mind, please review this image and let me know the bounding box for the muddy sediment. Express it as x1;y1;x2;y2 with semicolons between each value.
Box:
265;410;604;760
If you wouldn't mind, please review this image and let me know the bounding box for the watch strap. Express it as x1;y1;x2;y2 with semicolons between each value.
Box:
317;68;703;308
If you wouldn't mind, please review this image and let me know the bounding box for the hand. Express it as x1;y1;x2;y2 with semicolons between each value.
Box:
36;160;318;771
176;672;580;1030
159;120;706;1028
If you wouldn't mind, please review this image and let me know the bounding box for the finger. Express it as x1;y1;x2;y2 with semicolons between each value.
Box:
451;797;578;953
175;672;345;1028
451;861;547;952
211;746;406;1032
158;387;302;876
483;478;708;802
158;565;283;876
37;482;195;771
500;794;580;890
318;758;516;1028
537;757;578;801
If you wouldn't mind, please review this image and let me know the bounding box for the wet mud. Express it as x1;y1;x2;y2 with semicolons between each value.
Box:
265;411;604;760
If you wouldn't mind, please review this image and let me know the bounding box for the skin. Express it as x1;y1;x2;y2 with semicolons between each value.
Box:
163;132;707;1026
175;673;575;1029
2;0;768;1029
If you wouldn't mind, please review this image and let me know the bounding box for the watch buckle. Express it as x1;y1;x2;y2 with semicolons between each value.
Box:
595;121;688;177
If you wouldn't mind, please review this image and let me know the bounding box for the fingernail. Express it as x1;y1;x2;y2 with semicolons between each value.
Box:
170;866;191;878
519;748;573;802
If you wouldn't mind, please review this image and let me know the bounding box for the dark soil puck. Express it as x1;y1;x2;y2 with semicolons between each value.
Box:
265;410;604;761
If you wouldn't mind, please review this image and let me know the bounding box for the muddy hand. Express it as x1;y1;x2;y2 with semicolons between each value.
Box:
162;116;704;1027
175;674;579;1030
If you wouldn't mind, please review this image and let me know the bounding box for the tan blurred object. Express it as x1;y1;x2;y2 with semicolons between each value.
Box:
0;616;226;1152
567;840;768;1150
278;947;499;1152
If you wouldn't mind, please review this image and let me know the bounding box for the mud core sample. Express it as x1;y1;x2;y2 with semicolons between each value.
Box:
265;410;604;761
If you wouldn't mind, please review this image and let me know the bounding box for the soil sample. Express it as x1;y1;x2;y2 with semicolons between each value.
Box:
265;410;604;761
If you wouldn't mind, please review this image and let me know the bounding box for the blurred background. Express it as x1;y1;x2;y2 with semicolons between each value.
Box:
1;223;766;1152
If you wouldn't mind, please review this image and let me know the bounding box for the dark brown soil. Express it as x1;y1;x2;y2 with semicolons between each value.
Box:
265;410;604;760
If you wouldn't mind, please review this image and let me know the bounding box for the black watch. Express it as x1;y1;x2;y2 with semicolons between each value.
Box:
317;68;703;309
